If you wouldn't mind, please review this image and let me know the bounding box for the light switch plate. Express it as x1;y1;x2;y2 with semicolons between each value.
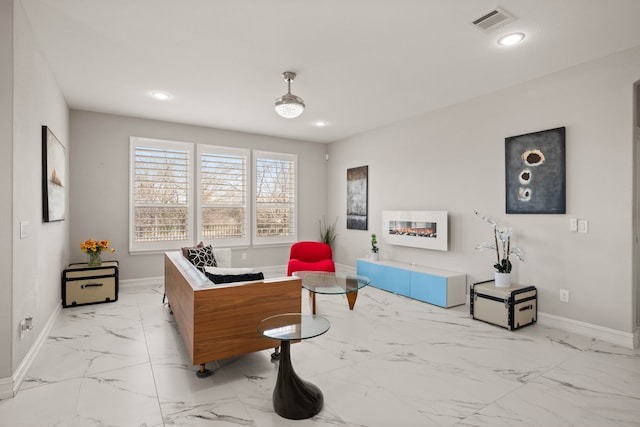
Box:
578;220;588;233
570;218;578;232
20;221;29;239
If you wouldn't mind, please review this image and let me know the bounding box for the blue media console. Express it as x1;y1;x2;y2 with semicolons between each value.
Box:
357;258;466;308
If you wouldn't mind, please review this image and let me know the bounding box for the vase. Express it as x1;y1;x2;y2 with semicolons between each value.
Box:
494;272;511;288
370;252;379;261
88;251;102;267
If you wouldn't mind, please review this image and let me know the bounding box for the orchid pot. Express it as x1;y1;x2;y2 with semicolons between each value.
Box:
494;272;511;288
475;212;525;287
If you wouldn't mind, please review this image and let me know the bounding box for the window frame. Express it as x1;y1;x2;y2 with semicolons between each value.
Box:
129;137;195;253
196;144;251;248
129;138;298;252
252;150;298;246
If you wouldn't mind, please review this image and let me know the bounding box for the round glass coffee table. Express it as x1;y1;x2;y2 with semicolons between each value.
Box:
258;313;330;420
294;271;371;314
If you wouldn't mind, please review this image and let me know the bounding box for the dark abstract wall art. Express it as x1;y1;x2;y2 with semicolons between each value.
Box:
505;127;566;214
347;165;368;230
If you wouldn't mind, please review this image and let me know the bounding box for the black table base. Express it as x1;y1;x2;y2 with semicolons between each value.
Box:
272;341;324;419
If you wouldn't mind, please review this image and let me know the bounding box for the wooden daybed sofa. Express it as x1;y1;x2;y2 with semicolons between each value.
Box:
164;251;302;377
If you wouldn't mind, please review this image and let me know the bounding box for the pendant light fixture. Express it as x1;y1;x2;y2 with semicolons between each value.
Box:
274;71;305;119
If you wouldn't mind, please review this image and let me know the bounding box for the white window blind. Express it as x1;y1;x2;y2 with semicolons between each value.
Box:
197;145;250;247
130;137;297;251
129;137;194;252
253;151;297;245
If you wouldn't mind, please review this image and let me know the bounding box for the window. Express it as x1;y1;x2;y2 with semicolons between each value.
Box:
253;151;297;245
129;137;194;252
197;145;250;247
130;138;296;252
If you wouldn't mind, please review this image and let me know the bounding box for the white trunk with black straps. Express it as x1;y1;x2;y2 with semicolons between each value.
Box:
62;261;119;308
470;280;537;330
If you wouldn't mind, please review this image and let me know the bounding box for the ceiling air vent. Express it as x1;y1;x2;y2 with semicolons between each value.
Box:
472;7;516;33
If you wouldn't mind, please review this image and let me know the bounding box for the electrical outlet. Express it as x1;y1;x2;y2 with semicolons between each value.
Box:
20;316;33;339
559;289;569;303
241;252;247;260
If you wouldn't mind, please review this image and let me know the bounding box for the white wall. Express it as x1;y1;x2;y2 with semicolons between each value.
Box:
69;110;328;280
0;0;14;387
329;46;640;335
10;0;69;380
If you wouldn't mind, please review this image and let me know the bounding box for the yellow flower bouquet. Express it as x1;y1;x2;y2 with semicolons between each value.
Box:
81;239;115;266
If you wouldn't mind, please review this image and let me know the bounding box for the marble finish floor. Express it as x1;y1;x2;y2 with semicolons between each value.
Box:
1;279;639;426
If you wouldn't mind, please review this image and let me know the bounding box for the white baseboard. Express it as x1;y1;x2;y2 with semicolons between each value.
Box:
0;375;12;400
5;303;61;399
119;276;163;287
536;312;637;349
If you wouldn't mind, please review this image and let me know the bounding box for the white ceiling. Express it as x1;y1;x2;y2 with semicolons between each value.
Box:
20;0;640;143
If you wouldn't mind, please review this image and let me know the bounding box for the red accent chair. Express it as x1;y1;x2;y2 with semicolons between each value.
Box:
287;242;335;276
288;242;335;314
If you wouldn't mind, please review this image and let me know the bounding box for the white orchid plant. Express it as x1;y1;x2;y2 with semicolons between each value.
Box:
475;211;525;273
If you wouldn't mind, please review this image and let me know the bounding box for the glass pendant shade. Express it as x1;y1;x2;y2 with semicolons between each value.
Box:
275;94;305;118
275;71;305;119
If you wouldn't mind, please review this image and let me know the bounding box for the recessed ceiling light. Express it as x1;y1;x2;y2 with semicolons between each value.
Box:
151;91;171;100
314;121;328;127
497;32;525;46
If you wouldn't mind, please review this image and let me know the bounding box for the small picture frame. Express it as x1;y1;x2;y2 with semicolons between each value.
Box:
42;125;66;222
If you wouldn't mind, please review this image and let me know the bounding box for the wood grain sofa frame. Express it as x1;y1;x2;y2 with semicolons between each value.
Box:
164;251;302;376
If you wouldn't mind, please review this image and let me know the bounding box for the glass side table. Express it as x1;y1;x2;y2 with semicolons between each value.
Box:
258;313;330;420
294;271;371;314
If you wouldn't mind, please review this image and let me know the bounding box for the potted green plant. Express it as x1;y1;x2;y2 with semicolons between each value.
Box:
319;216;337;248
370;233;379;261
474;211;524;287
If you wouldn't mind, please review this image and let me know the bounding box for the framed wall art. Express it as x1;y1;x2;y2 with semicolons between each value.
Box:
42;125;66;222
505;127;566;214
347;165;368;230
